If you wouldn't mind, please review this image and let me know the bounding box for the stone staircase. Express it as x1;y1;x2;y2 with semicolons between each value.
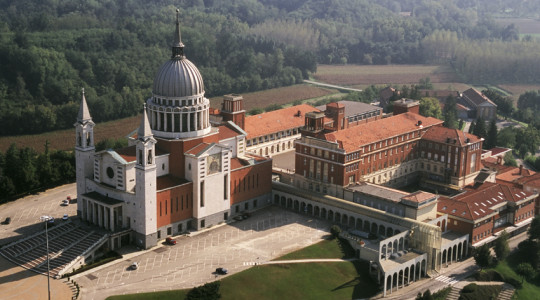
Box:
0;221;108;278
497;283;515;300
445;286;461;300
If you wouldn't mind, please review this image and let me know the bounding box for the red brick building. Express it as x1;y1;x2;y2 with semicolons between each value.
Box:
438;182;536;246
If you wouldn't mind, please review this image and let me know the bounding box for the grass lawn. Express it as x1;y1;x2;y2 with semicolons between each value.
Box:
277;238;353;260
459;283;501;300
219;261;378;300
485;251;540;300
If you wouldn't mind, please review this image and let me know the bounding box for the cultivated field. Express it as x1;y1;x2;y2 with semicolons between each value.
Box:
498;84;540;102
0;115;140;153
209;84;337;112
1;85;337;153
313;64;460;86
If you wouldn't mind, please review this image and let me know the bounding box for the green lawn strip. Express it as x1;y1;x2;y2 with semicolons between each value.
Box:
106;290;188;300
276;238;354;260
220;261;378;300
484;251;540;300
459;283;501;300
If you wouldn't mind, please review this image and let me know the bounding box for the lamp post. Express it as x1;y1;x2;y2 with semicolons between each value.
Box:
40;216;51;300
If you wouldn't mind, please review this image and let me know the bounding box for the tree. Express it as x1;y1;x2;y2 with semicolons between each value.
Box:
415;289;434;300
468;121;475;134
473;117;487;139
473;244;492;269
485;119;498;149
419;97;442;119
494;230;510;260
418;77;433;90
443;96;459;129
331;225;342;238
497;127;516;148
528;215;540;242
503;152;518;167
516;263;535;283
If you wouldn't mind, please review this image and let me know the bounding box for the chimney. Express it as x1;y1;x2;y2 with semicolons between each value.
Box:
519;164;523;175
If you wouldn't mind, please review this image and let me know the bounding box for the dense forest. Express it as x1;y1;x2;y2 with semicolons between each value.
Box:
1;0;540;136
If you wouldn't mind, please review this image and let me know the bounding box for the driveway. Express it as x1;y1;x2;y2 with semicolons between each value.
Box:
75;207;331;300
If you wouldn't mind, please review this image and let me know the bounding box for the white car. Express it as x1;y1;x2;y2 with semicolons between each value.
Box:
130;262;139;270
61;199;69;206
62;214;68;221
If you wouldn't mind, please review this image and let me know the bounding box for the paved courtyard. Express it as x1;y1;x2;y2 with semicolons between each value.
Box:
74;206;331;300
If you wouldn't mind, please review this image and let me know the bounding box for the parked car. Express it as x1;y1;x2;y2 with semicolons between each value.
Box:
61;199;69;206
233;215;243;221
130;262;139;270
165;237;177;245
62;214;69;221
215;267;228;275
47;217;55;224
242;212;251;219
2;217;11;225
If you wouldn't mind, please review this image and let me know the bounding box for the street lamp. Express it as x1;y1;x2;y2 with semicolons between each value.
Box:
40;215;51;300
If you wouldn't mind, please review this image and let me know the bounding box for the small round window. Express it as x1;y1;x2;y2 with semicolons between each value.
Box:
106;167;114;179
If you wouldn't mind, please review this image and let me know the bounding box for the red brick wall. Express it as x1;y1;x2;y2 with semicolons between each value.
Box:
445;216;474;241
230;160;272;204
471;218;494;244
156;183;193;228
513;200;535;224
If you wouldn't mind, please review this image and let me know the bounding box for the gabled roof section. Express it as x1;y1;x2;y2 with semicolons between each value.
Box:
185;142;228;157
517;172;540;189
322;112;443;152
218;121;246;141
462;88;497;107
422;126;481;147
157;175;189;191
244;104;318;138
115;145;168;163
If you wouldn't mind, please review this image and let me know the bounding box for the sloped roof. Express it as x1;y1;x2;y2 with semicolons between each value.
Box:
497;166;535;183
401;191;436;204
516;172;540;188
115;145;167;163
157;175;189;191
316;101;381;118
422;126;482;147
244;104;319;138
462;88;497;107
322;112;443;152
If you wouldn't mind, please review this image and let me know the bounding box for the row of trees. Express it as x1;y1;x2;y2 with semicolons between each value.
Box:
0;142;75;202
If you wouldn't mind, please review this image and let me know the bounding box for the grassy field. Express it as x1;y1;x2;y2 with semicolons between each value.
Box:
313;64;460;86
209;84;337;112
106;238;379;300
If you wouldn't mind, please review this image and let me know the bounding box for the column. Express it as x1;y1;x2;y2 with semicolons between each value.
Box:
164;112;167;132
97;204;102;227
383;275;387;297
93;203;97;225
110;207;115;232
194;111;198;131
171;113;175;132
188;113;191;131
180;113;183;132
157;112;161;131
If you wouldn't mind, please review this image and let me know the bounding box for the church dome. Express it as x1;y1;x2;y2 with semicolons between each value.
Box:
153;58;204;98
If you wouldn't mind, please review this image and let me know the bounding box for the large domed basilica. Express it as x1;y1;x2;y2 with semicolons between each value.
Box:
74;10;272;249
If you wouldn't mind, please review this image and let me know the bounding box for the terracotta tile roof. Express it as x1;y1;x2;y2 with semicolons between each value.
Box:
439;182;535;221
517;172;540;188
456;103;470;111
116;145;167;163
326;102;344;108
231;158;246;170
489;147;512;157
422;126;481;147
401;191;436;204
322;112;443;152
462;88;497;107
157;175;189;191
185;143;211;156
497;167;535;183
244;104;318;138
218;124;240;141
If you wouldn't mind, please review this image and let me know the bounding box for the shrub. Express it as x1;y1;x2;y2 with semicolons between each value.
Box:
474;270;504;281
461;283;477;293
504;277;522;289
186;281;221;300
330;225;342;238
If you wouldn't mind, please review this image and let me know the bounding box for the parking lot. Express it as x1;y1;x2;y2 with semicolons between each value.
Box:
75;206;331;300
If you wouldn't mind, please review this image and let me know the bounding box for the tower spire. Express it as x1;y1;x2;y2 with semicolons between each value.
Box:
138;104;153;140
172;8;185;58
77;88;92;122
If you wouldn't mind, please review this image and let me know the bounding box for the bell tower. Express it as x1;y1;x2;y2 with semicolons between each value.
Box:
74;88;95;218
134;106;158;249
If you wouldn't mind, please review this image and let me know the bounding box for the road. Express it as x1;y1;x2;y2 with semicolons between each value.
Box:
304;79;363;92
